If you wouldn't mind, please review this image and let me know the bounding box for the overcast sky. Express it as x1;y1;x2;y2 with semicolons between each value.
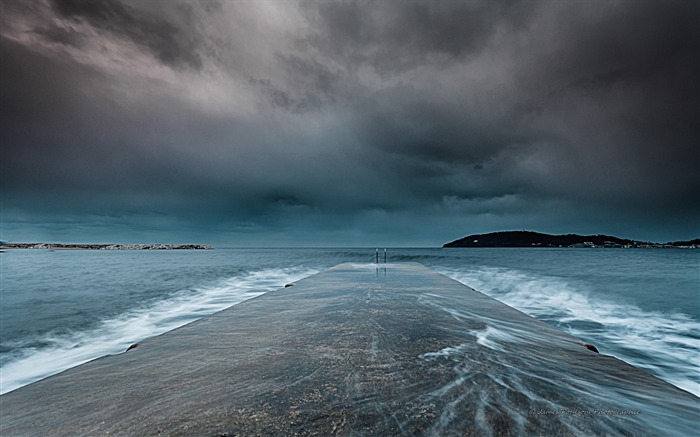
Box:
1;0;698;246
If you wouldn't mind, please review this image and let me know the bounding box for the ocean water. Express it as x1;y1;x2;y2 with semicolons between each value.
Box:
1;248;698;397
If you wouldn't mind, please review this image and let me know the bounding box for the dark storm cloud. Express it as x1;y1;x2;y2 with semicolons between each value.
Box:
305;0;532;73
1;0;698;245
298;0;700;209
49;0;206;70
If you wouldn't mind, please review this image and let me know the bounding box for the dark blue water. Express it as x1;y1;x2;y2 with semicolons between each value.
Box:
1;248;698;396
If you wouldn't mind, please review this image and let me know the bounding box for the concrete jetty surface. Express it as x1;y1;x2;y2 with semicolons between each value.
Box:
1;263;697;436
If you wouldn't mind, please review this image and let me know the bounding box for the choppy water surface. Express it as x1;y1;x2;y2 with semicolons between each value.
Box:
1;247;698;396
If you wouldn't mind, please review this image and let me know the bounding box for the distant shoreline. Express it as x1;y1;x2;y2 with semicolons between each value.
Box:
0;243;214;250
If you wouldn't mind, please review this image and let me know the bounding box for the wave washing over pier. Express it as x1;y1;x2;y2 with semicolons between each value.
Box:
2;248;698;398
1;262;697;436
1;248;698;434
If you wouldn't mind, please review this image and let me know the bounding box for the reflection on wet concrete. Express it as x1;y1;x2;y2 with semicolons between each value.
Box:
1;263;697;436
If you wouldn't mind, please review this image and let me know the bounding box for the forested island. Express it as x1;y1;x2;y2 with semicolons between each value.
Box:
0;243;213;250
444;231;699;249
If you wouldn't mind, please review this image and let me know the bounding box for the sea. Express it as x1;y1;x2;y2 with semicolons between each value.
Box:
1;247;698;398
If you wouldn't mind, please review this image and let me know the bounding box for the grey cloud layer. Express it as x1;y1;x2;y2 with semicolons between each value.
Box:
1;0;698;243
49;0;207;69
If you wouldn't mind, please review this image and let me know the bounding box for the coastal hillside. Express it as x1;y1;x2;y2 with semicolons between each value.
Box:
443;231;699;248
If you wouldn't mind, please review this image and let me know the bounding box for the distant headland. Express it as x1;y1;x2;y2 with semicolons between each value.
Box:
444;231;699;249
0;243;213;250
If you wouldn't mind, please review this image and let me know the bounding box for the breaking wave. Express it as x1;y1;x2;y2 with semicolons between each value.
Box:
0;267;317;395
438;266;700;397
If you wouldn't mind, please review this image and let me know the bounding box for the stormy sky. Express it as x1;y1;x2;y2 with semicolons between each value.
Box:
1;0;698;246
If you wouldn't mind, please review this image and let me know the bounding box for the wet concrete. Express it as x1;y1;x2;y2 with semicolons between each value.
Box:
1;263;697;436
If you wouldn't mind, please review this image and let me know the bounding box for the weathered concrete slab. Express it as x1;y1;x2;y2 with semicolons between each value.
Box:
1;263;697;436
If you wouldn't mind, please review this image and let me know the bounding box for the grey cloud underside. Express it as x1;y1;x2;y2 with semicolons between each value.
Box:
1;0;698;243
49;0;206;69
305;0;534;72
302;1;700;188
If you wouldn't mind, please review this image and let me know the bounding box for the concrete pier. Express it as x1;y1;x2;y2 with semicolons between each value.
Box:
1;263;697;436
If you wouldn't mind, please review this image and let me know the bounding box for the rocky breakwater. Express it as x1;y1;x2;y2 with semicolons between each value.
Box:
0;243;213;250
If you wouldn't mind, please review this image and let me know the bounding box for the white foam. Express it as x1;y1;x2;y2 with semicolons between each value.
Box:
337;262;382;269
0;267;317;395
439;266;700;397
471;326;518;353
420;342;470;360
